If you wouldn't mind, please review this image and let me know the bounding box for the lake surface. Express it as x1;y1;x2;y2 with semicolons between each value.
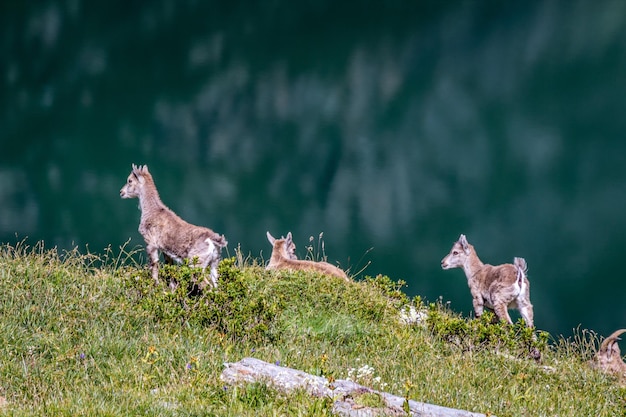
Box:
2;1;626;338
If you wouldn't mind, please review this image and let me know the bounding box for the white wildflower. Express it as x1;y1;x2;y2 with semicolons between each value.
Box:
399;305;428;325
357;364;374;380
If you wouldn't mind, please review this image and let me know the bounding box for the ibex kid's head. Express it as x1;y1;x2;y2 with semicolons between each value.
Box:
120;164;151;199
441;234;473;270
266;231;297;260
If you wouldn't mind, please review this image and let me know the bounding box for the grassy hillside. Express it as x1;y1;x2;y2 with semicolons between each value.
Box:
0;241;623;416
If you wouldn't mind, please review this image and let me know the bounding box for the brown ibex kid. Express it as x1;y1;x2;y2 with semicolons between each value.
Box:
441;234;534;327
120;164;227;288
266;231;350;281
594;329;626;384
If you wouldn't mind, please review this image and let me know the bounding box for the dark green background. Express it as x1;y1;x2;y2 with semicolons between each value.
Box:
2;1;625;338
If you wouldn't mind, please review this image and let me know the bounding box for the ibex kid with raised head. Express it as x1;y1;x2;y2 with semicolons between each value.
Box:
120;164;227;288
441;234;534;328
266;231;349;282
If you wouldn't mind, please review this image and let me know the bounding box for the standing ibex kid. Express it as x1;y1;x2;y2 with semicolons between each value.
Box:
120;164;227;288
441;234;534;327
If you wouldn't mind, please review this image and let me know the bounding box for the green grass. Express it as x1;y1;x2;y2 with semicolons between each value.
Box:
0;241;623;416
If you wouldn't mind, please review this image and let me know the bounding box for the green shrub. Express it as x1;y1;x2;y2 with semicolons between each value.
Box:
426;301;549;358
122;257;284;344
363;274;409;304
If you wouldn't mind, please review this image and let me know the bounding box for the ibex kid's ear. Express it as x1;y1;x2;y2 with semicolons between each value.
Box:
459;234;470;253
131;164;147;184
286;232;293;243
266;231;276;245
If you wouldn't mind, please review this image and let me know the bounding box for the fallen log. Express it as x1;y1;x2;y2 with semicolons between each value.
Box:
221;357;492;417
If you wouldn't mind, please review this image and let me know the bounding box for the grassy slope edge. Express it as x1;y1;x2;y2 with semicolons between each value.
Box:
0;242;623;416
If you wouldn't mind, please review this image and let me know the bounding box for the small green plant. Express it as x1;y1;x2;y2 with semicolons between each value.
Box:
304;396;334;416
353;391;386;408
235;382;277;409
403;379;414;415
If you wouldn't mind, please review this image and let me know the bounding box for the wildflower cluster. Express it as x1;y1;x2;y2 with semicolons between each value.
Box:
399;305;428;325
346;362;388;390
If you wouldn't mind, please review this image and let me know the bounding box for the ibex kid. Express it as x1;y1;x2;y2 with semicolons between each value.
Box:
120;164;227;288
594;329;626;384
441;234;534;327
266;231;350;281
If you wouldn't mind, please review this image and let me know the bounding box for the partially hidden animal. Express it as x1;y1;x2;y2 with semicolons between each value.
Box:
593;329;626;384
266;231;350;281
441;234;534;327
120;164;227;288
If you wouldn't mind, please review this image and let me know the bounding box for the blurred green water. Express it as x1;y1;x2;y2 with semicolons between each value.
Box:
2;0;626;338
